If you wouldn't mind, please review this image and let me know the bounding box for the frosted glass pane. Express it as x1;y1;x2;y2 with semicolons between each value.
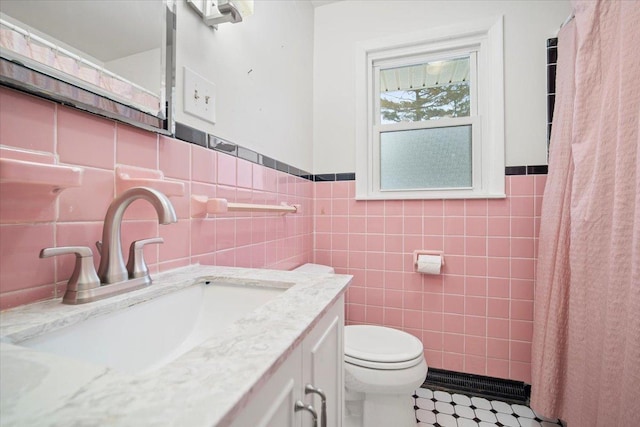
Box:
380;125;472;190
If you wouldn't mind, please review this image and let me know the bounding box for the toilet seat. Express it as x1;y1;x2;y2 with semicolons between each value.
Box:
345;325;425;370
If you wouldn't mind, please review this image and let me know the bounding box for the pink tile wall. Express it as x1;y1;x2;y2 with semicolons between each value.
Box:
318;175;546;383
0;88;313;310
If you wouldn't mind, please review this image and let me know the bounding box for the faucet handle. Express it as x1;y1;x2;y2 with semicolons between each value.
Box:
126;237;164;279
39;247;101;294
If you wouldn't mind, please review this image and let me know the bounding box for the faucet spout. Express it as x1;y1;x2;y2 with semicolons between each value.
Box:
97;187;177;284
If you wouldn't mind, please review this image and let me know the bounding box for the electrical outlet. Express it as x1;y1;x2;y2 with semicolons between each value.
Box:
183;66;216;124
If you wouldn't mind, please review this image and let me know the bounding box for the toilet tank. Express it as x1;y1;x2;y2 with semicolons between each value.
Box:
293;263;335;274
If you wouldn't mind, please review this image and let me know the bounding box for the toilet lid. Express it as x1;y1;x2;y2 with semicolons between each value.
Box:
344;325;424;365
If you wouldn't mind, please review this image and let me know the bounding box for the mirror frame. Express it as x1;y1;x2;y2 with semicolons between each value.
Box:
0;1;176;135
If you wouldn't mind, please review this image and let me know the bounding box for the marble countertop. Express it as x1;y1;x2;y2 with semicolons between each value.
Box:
0;265;351;427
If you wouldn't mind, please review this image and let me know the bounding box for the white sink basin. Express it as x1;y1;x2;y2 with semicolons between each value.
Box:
19;281;286;374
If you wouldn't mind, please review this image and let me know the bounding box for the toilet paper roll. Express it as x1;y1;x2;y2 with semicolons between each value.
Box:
416;254;442;274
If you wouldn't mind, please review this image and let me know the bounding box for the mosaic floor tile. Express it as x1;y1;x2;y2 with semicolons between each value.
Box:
414;387;564;427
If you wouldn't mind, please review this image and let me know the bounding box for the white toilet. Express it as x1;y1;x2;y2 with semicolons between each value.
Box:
294;264;428;427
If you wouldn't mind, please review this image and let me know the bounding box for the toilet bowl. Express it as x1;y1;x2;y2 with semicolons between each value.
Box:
293;264;428;427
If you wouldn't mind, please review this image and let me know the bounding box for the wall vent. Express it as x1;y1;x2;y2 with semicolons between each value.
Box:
421;368;531;405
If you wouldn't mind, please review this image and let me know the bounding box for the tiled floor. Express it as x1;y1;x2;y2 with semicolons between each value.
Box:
414;388;564;427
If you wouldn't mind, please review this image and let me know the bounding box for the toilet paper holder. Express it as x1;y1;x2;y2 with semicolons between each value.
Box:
412;250;445;271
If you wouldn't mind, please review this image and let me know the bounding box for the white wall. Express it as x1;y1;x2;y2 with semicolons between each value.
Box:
175;0;315;172
313;0;572;173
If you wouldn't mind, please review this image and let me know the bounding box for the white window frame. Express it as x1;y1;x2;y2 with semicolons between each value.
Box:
355;17;505;200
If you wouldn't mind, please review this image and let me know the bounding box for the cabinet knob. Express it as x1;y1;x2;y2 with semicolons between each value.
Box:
40;246;101;293
304;384;327;427
126;237;164;279
294;400;318;427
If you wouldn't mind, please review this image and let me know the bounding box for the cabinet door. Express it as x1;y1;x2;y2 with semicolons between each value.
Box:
302;296;344;427
229;346;302;427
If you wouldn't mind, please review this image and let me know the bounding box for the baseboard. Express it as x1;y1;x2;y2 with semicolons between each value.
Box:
421;368;531;405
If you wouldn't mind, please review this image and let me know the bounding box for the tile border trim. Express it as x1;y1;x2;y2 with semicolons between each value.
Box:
174;123;548;182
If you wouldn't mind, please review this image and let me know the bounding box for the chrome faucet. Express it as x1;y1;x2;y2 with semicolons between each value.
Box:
97;187;177;284
40;187;177;304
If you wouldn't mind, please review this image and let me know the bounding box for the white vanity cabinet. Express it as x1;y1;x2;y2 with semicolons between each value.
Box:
230;296;344;427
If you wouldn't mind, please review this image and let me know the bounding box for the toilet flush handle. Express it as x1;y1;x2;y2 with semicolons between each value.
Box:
304;384;327;427
294;400;318;427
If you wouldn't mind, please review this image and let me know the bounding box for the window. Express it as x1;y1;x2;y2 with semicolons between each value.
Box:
355;18;505;200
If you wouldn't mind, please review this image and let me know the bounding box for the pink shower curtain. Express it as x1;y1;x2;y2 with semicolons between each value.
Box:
531;1;640;426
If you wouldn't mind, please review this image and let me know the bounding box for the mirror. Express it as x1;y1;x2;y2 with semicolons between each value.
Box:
0;0;175;134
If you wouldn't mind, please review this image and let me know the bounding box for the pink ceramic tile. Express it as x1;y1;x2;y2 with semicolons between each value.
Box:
465;336;486;357
511;299;534;321
332;199;349;216
511;238;535;259
384;271;404;289
0;285;56;310
509;175;535;196
487;318;510;339
403;216;422;235
443;294;464;314
486;358;510;378
443;314;465;333
424;293;443;312
465;315;486;336
55;222;103;279
347;304;366;323
465;236;487;256
366;201;384;216
191;145;217;184
366;234;384;252
465;199;487;216
0;182;57;224
384;235;404;255
333;181;350;198
0;224;55;293
385;289;403;308
511;320;533;342
365;288;383;306
119;220;160;266
423;331;444;351
443;275;464;295
365;306;384;324
443;255;464;275
488;217;511;237
510;361;531;383
444;199;465;216
403;291;422;311
348;216;366;234
465;355;487;376
534;175;547;195
58;167;115;222
510;196;535;217
424;235;444;251
0;87;55;153
315;182;332;199
511;217;535;238
466;257;487;277
441;352;464;372
443;333;464;353
510;341;532;363
331;250;349;269
236;158;253;189
384;200;403;216
444;236;464;255
116;124;158;169
511;258;535;280
444;217;464;235
487;298;510;319
465;296;487;316
488;237;510;257
488;257;510;278
159;136;191;180
423;200;443;216
217;153;237;187
57;107;115;169
487;338;510;359
332;233;348;251
422;311;443;331
349;252;366;269
348;234;367;252
466;277;487;296
423;216;444;236
511;279;534;300
366;216;385;234
348;199;367;216
488;278;510;298
403;200;422;216
487;198;510;216
465;217;487;236
236;218;252;247
384;216;403;234
190;219;217;255
158;219;191;262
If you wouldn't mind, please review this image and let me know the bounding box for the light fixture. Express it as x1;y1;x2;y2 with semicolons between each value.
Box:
187;0;254;29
